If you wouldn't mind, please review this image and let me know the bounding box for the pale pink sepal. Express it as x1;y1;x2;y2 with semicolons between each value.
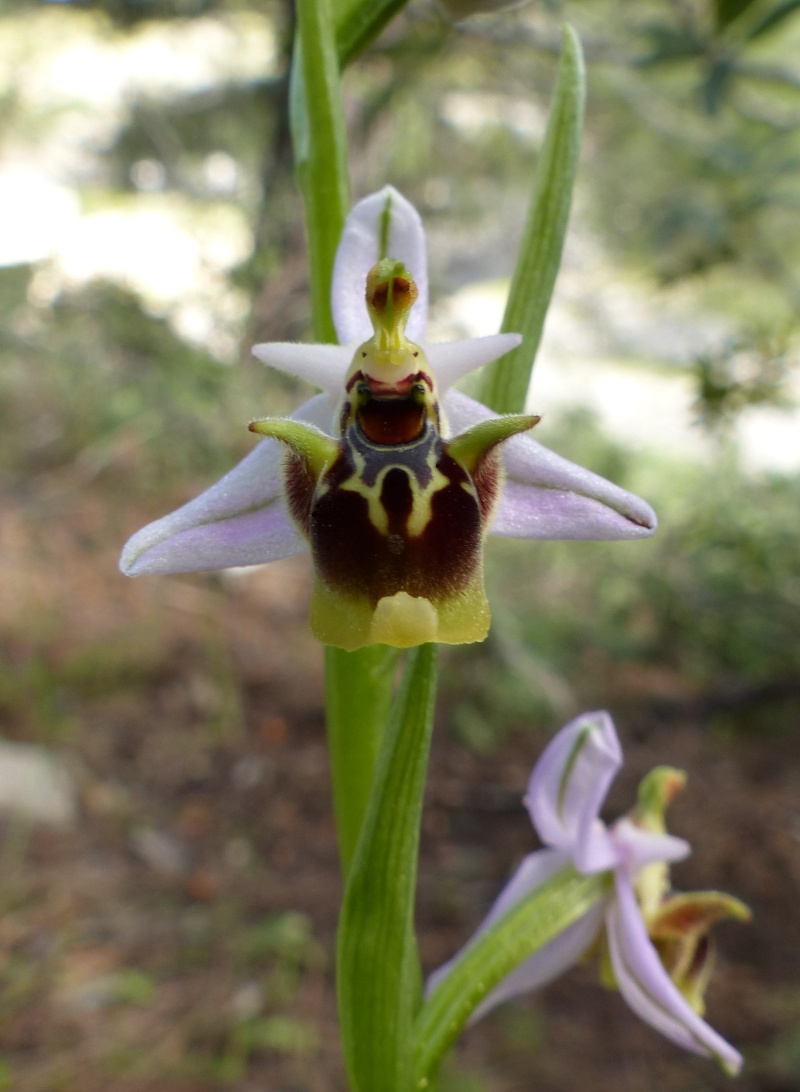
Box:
444;390;657;540
119;393;334;576
331;186;429;345
607;872;743;1075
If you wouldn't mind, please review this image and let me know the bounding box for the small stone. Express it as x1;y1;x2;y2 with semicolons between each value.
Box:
0;741;78;825
130;828;188;877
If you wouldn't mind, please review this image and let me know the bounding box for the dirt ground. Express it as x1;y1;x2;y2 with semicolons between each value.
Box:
1;488;799;1092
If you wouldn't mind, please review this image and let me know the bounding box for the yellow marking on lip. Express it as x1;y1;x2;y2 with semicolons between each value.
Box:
339;446;450;539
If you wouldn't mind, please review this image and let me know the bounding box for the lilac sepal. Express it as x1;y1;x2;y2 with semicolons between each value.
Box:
444;391;657;539
120;393;334;576
525;711;622;873
331;185;428;344
607;872;743;1075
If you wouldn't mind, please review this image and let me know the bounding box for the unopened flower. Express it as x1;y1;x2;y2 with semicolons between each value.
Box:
427;712;749;1074
120;188;656;650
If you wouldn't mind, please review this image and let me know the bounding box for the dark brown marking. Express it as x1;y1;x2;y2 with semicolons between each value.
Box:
309;449;483;607
283;449;322;537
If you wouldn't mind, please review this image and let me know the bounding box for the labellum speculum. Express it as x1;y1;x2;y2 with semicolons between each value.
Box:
250;259;538;651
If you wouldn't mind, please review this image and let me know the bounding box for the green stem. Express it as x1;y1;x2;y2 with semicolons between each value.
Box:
338;644;439;1092
324;645;401;872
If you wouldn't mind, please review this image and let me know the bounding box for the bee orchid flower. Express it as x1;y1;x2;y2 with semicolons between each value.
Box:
120;188;657;650
427;712;749;1075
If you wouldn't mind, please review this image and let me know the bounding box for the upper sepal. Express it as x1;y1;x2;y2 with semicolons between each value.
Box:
525;710;622;874
331;186;428;345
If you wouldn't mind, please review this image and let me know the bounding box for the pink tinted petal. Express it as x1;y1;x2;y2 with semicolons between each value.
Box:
120;393;334;576
612;818;691;872
607;872;743;1075
493;481;656;541
122;504;304;576
526;712;622;872
444;391;657;540
251;342;351;395
331;186;428;344
427;333;522;394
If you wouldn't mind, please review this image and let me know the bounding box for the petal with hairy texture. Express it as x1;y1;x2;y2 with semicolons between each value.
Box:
120;393;334;576
607;872;743;1075
427;334;522;395
331;186;428;345
611;818;690;872
525;711;622;873
444;390;657;540
250;341;351;395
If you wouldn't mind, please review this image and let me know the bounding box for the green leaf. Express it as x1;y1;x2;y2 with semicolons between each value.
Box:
324;644;402;872
476;24;585;416
291;0;351;343
334;0;410;67
337;644;438;1092
413;867;609;1087
748;0;800;39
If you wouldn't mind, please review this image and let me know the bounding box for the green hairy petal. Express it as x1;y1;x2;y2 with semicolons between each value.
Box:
248;418;339;478
447;414;541;474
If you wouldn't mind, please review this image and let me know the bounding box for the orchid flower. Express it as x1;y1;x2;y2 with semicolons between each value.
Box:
120;187;656;650
427;712;749;1075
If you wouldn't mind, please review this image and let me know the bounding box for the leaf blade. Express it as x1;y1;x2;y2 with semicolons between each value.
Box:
477;24;586;416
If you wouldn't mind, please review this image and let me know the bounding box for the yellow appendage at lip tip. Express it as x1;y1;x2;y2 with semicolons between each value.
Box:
308;578;491;651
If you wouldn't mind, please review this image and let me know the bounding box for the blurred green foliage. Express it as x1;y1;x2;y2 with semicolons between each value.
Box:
445;407;800;747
